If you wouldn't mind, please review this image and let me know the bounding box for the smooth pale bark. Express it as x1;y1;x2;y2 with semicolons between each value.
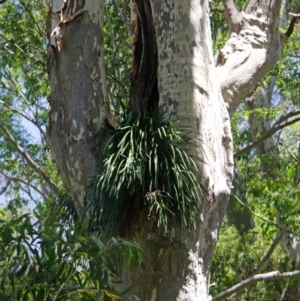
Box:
213;270;300;301
216;0;287;236
162;0;233;296
220;0;294;236
119;1;233;300
217;0;285;115
48;0;233;299
47;0;108;214
46;0;290;300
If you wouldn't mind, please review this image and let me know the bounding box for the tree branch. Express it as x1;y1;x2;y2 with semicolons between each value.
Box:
285;13;300;39
0;33;45;67
1;73;47;142
0;122;58;195
228;229;286;300
19;0;47;37
221;0;241;33
212;270;300;301
0;100;32;121
279;285;288;301
233;195;282;229
234;110;300;158
0;99;46;141
2;174;48;200
273;109;300;127
1;71;37;118
251;230;286;275
12;177;37;204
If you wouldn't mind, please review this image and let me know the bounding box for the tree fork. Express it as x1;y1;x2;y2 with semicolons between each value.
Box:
46;0;233;300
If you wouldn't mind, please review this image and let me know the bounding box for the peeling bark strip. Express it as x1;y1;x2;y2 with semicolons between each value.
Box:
47;0;108;214
50;0;85;50
130;0;158;113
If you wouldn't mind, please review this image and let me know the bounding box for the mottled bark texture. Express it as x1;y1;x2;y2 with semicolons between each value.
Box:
220;0;294;236
121;1;233;300
46;0;288;300
216;0;289;116
47;0;108;214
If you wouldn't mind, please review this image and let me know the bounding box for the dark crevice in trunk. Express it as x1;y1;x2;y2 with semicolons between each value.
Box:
130;0;159;114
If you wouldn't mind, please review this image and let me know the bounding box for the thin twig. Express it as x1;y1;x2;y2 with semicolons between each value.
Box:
0;32;45;66
251;230;286;275
234;110;300;158
1;72;46;141
0;100;32;122
233;195;282;229
282;142;299;162
279;285;288;301
0;122;58;195
19;0;47;37
0;172;48;200
0;99;46;140
1;72;36;118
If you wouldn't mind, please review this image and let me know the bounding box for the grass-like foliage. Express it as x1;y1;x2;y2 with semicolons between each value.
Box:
51;189;79;223
86;110;205;233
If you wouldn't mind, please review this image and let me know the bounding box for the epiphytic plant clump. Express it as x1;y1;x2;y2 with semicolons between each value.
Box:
85;110;205;233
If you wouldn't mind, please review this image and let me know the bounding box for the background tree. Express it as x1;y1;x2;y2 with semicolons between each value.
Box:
210;0;300;299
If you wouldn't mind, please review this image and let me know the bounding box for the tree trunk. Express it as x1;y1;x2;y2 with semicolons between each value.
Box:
119;1;233;299
46;0;288;299
47;0;233;299
47;0;108;214
247;77;277;156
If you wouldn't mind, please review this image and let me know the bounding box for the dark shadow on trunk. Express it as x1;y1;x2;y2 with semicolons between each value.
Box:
227;167;255;235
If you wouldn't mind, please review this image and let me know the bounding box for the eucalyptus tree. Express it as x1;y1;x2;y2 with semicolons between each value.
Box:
45;0;300;300
1;0;300;300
